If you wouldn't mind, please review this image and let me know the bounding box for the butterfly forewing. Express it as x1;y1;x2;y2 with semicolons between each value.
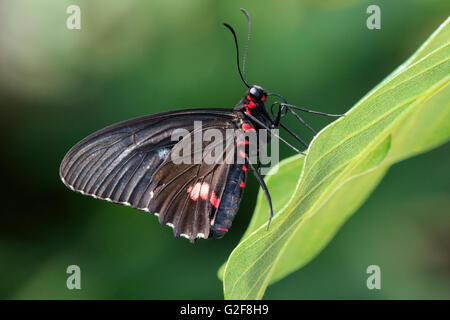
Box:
59;109;234;204
59;109;249;242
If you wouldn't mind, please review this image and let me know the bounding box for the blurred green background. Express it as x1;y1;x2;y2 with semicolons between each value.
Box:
0;0;449;299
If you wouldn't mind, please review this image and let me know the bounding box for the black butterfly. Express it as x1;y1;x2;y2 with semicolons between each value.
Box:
59;9;341;242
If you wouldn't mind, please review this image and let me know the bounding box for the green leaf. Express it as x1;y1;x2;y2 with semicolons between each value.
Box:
220;17;450;299
217;155;305;280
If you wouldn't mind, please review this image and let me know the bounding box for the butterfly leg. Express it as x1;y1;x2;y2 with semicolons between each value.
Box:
256;160;262;175
280;103;344;117
271;101;317;136
244;111;304;154
281;103;344;135
247;159;273;231
269;101;287;127
269;102;309;149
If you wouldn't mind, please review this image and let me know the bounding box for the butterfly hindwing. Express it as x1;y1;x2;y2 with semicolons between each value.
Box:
147;123;239;242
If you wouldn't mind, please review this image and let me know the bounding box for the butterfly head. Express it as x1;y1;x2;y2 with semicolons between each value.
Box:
247;85;266;102
236;85;270;121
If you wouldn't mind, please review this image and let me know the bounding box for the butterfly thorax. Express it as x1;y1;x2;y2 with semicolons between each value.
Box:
234;91;271;130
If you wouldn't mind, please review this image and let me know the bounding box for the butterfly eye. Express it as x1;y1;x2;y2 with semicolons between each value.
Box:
249;87;262;100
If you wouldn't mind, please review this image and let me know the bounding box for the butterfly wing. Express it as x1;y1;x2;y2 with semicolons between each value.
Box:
145;124;240;241
59;108;235;206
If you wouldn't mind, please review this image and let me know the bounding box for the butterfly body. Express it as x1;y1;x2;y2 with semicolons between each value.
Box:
60;90;269;242
210;162;248;238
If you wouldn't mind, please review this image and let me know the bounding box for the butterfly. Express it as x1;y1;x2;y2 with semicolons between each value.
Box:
59;9;341;243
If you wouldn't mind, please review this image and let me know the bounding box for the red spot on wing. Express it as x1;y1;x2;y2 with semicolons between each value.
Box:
239;181;245;188
238;150;247;158
188;182;211;201
200;183;210;200
189;182;201;201
242;165;247;172
261;95;266;102
237;140;249;146
218;228;228;232
210;192;220;208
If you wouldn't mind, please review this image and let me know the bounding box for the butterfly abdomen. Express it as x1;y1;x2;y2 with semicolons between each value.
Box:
210;163;247;238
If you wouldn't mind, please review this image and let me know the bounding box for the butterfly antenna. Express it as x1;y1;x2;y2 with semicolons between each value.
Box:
223;20;250;87
240;8;251;85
